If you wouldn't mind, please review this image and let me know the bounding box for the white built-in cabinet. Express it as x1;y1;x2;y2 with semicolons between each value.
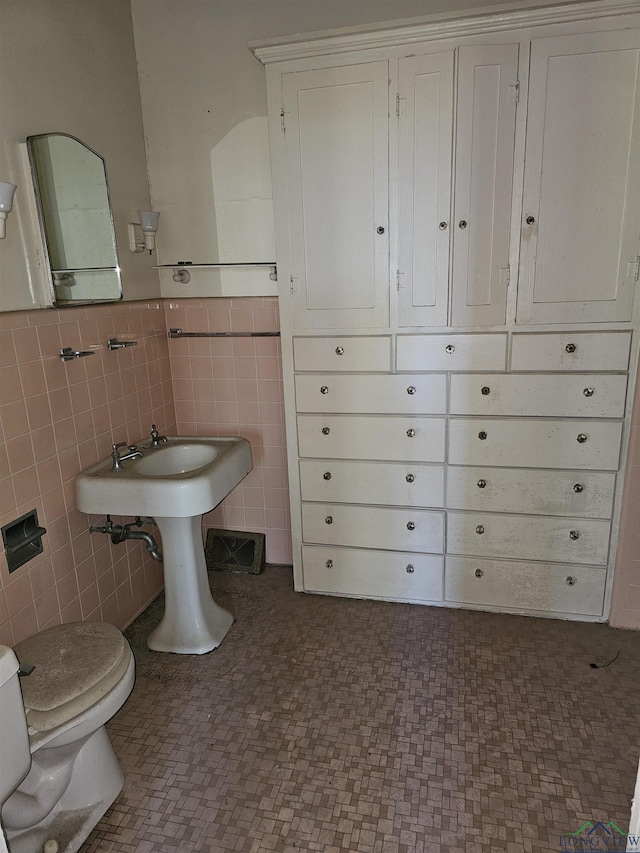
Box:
255;3;640;622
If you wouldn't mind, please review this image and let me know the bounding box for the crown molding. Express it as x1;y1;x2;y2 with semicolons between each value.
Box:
250;0;640;64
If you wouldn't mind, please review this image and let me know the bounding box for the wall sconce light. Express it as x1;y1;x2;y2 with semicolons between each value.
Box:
128;209;160;254
0;182;17;239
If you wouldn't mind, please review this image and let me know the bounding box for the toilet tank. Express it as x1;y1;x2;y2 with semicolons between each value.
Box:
0;646;30;807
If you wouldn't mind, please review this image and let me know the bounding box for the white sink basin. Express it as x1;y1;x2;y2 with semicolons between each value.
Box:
76;436;253;518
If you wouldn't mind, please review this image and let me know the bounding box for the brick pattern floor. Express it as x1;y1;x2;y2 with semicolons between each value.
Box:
81;565;640;852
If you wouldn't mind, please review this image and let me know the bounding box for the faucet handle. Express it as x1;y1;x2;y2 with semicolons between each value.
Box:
112;441;127;452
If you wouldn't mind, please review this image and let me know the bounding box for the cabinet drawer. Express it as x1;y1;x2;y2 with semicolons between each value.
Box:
449;418;622;470
446;467;615;518
294;336;391;372
295;373;447;414
300;459;445;507
396;334;507;371
302;503;444;553
297;415;446;462
511;331;631;372
447;512;610;565
303;545;443;602
445;556;605;616
450;373;627;418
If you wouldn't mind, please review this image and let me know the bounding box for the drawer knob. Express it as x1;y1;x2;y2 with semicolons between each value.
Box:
325;516;333;525
565;343;577;353
478;431;487;440
445;344;455;354
320;385;329;395
438;221;448;230
406;473;415;483
323;472;332;480
335;346;344;355
476;525;485;534
475;568;484;579
477;479;487;489
573;483;584;493
407;386;416;395
577;433;588;444
325;559;333;569
569;529;580;540
406;564;415;574
407;521;416;531
321;426;330;435
458;219;468;229
525;215;536;225
407;428;416;438
377;226;385;234
583;387;594;397
481;386;491;396
566;575;577;586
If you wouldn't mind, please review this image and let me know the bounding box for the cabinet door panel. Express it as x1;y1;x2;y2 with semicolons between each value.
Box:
450;373;627;418
517;30;640;323
446;467;615;518
295;374;446;414
445;556;605;616
398;52;453;327
297;415;446;462
303;545;443;602
283;63;390;329
451;44;519;326
447;512;610;565
300;459;445;507
302;503;444;553
449;418;622;470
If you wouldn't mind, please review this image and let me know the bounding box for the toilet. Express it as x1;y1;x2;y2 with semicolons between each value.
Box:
0;622;135;853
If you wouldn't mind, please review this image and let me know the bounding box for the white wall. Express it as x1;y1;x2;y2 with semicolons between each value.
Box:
0;0;160;311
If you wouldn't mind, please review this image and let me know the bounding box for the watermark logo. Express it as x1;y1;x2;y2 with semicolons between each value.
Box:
559;821;639;851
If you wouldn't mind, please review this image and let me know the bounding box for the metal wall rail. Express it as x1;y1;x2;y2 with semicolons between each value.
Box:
168;327;280;339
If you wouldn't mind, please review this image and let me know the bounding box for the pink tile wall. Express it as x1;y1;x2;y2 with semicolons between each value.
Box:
0;301;174;647
164;297;292;565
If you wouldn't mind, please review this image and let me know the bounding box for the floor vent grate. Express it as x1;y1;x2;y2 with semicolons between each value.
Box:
205;529;265;574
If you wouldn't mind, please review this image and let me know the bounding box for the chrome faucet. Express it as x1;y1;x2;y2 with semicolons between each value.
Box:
149;423;167;447
111;441;143;471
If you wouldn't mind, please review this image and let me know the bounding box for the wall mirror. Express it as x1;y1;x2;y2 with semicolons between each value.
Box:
27;133;122;305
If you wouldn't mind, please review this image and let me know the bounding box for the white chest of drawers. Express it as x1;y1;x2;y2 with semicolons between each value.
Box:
290;329;631;620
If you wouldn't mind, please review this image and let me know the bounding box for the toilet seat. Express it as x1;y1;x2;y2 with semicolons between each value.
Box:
13;622;132;734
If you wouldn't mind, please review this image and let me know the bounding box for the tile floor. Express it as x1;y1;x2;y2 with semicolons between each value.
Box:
81;566;640;853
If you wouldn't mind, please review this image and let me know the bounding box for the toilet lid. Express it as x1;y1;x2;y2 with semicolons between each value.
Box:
14;622;132;733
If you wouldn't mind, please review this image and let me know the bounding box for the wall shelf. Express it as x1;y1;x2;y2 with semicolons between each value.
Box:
154;263;277;284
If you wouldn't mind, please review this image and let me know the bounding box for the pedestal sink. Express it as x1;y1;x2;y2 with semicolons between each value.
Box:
76;436;253;654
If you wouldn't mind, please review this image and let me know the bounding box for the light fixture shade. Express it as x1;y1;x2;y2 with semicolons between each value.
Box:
138;210;160;233
0;182;17;213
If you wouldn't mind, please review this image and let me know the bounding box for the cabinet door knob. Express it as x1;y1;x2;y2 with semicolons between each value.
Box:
377;226;385;234
565;343;577;353
323;471;332;480
475;568;484;579
406;473;415;483
407;386;416;395
478;431;487;440
438;221;448;230
566;576;577;586
406;428;416;438
445;344;455;354
526;215;536;225
583;387;594;397
325;559;333;568
577;433;588;443
573;483;584;493
481;386;491;396
325;516;333;525
569;529;580;540
477;479;487;489
476;525;485;534
406;564;415;574
458;219;468;229
320;385;329;395
407;521;415;530
321;426;330;435
335;346;344;355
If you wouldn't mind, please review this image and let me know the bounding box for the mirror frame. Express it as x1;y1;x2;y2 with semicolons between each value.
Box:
26;132;123;307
